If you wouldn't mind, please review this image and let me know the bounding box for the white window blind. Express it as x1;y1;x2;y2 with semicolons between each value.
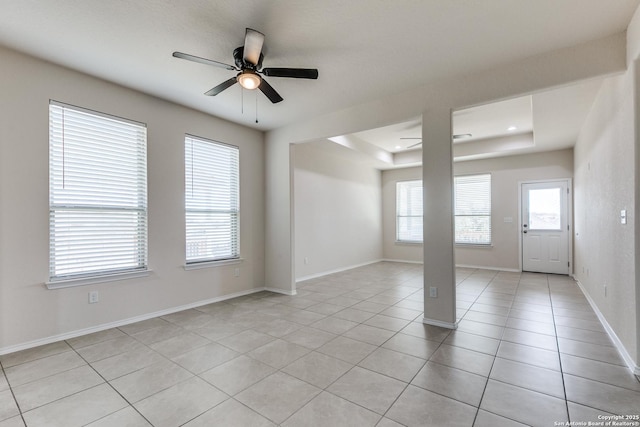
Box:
185;135;239;263
49;102;148;281
454;173;491;245
396;180;423;242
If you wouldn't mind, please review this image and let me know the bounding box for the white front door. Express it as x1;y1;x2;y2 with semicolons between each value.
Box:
521;180;570;274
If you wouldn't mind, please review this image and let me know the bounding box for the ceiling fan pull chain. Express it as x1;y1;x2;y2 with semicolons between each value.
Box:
255;91;259;124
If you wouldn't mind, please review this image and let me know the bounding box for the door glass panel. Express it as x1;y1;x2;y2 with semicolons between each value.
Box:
528;188;561;230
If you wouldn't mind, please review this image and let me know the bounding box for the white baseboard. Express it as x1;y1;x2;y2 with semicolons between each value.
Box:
423;317;458;329
296;259;383;283
0;287;267;356
264;287;297;296
380;258;424;265
455;263;521;273
574;278;640;375
380;259;520;272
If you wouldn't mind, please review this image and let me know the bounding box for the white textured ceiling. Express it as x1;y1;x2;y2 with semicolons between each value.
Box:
0;0;637;132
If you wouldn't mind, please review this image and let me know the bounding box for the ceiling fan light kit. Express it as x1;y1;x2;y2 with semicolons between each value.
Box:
237;70;261;90
173;28;318;104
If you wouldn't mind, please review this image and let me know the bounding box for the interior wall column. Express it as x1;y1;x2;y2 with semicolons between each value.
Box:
264;137;295;295
634;58;640;370
422;108;457;329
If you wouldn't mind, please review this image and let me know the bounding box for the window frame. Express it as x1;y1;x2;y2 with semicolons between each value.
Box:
184;134;240;266
394;174;492;246
396;180;424;243
47;101;148;287
454;173;492;246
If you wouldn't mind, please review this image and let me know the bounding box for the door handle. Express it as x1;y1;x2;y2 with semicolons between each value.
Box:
523;230;527;233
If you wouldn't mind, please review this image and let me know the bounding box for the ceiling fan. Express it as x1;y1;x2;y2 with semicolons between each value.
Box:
401;133;472;148
173;28;318;104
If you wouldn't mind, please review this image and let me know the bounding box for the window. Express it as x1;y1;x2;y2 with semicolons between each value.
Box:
454;173;491;245
528;188;561;230
49;102;148;282
185;135;239;264
396;180;423;242
395;175;491;245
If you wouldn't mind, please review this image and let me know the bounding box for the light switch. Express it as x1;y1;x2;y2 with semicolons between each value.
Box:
621;209;627;225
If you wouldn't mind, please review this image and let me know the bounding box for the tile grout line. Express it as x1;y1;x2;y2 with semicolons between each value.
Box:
276;270;437;426
376;339;444;424
68;323;228;426
0;358;28;427
64;337;158;427
373;271;462;425
546;275;640;418
227;272;418;425
496;273;567;423
470;270;519;426
67;324;248;427
275;318;418;424
124;318;291;426
548;274;573;424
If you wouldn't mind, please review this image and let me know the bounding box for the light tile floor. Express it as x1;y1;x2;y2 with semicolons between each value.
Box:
1;262;639;426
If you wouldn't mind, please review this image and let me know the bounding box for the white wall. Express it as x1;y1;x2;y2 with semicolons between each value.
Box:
0;46;265;352
573;42;638;365
382;149;574;270
293;141;382;280
630;0;640;374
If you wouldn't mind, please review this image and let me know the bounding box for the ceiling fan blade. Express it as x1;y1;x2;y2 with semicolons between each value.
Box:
407;141;423;148
243;28;265;66
204;77;238;96
262;68;318;79
172;51;236;70
258;78;283;103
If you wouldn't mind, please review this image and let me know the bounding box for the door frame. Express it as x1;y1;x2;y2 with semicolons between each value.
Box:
517;178;573;274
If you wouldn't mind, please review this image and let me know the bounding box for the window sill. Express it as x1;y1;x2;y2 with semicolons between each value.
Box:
394;241;494;249
184;258;243;271
46;269;151;289
455;243;493;249
395;241;423;246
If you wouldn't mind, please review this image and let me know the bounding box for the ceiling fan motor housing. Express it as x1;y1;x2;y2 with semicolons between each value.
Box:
233;47;263;70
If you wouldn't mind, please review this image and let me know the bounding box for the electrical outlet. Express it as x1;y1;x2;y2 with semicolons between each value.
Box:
304;257;309;265
234;268;240;277
429;287;438;298
88;291;99;304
